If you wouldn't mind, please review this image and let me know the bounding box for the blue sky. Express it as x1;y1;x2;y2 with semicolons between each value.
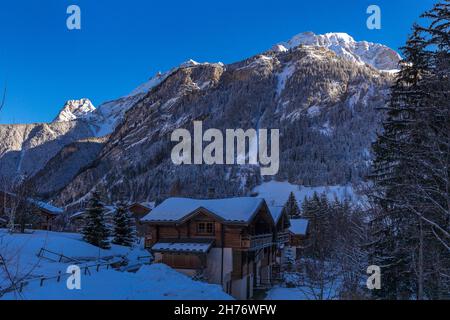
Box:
0;0;436;124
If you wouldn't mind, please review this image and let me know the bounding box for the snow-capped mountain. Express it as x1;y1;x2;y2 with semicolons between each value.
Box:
53;99;96;122
51;60;221;139
128;59;223;97
50;38;395;208
278;32;402;71
53;96;143;138
0;32;399;207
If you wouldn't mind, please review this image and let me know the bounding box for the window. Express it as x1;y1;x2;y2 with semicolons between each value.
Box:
197;222;214;235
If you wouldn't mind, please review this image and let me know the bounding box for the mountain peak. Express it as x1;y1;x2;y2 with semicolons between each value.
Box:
287;32;356;46
53;98;96;122
278;31;401;71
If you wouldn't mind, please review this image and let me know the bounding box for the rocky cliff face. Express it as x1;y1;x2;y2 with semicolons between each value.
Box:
0;32;397;208
28;136;107;198
0;121;95;184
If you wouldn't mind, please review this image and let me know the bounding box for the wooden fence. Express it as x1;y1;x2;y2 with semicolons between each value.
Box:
0;248;127;297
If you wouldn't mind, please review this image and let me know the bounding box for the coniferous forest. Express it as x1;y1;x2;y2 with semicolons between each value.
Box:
368;0;450;299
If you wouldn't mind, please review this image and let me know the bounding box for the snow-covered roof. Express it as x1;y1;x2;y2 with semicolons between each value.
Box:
30;199;64;215
69;211;84;219
141;197;267;224
289;219;309;236
69;206;117;220
152;240;214;254
0;191;64;215
269;206;284;223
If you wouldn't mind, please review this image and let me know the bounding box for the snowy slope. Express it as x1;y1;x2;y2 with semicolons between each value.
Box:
53;99;96;122
2;264;231;300
265;286;310;300
0;230;145;289
127;70;173;97
279;32;401;71
0;230;231;300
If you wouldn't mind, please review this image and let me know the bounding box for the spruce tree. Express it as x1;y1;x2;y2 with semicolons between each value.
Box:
112;201;136;247
284;192;300;218
369;29;431;300
369;0;450;299
82;192;110;249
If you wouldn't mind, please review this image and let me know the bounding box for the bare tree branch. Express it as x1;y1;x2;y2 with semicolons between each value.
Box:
0;83;6;114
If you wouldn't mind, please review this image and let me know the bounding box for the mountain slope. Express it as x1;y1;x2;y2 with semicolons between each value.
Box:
279;32;401;70
52;43;394;208
53;99;96;122
0;32;398;208
0;121;96;183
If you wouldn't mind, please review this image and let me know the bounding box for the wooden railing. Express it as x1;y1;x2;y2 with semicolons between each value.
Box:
37;248;83;264
277;231;290;244
241;233;273;250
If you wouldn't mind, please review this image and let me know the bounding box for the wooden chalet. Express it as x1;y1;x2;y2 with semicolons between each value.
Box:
287;218;309;260
141;197;291;300
0;191;64;231
128;202;155;236
268;206;292;274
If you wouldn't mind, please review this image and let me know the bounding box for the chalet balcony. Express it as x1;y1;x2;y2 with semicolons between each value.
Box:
241;233;273;250
276;231;290;244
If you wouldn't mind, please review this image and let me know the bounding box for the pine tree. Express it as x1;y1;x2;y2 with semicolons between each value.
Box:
369;0;450;299
112;201;136;247
300;192;332;258
82;192;110;249
368;29;431;300
284;192;300;218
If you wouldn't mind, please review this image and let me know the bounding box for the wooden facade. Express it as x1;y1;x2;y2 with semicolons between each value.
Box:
288;219;310;261
145;206;276;250
143;198;291;299
0;191;63;231
128;203;153;237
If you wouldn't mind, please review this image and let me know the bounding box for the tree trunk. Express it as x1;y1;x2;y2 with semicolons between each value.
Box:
418;218;424;300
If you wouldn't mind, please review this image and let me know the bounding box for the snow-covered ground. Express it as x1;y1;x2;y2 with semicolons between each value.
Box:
253;180;364;207
266;272;340;300
0;230;231;300
265;285;339;300
2;264;231;300
265;286;310;300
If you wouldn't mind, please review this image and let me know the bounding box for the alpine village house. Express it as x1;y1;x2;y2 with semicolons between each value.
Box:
0;191;64;231
0;189;308;300
141;197;291;300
